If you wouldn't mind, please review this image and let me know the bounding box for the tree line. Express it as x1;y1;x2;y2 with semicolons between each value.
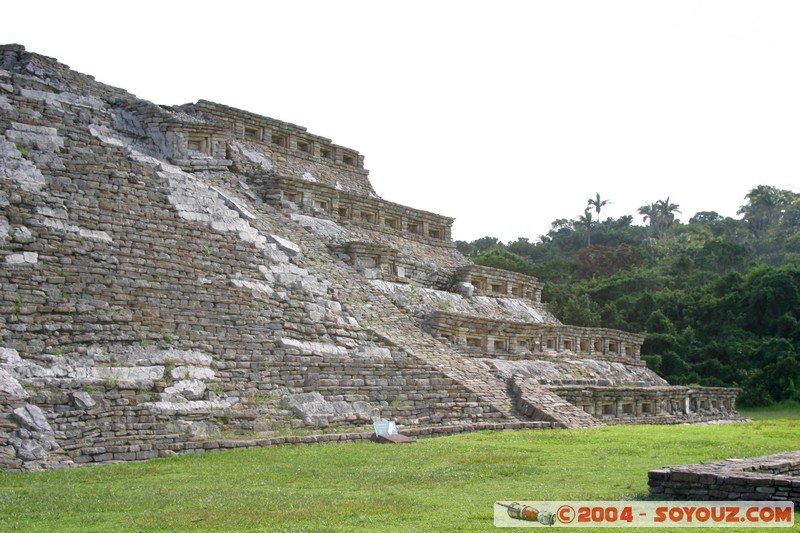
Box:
457;185;800;406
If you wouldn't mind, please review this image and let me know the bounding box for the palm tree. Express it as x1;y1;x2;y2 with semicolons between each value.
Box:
738;185;789;236
587;192;611;219
578;208;594;247
639;199;680;237
638;202;658;230
656;197;681;230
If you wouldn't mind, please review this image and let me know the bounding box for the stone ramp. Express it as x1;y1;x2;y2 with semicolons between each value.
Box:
510;376;605;429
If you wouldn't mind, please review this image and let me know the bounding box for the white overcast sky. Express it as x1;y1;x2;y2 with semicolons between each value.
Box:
5;1;800;242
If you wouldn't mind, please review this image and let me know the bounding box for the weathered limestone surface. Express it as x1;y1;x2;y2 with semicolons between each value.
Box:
373;281;559;324
282;391;374;427
0;44;741;470
0;368;26;399
487;358;667;386
649;451;800;505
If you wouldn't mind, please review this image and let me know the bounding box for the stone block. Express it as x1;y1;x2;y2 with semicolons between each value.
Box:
4;252;38;265
163;379;206;401
269;234;300;257
0;369;27;400
648;469;670;481
69;391;96;409
13;404;53;435
136;450;158;460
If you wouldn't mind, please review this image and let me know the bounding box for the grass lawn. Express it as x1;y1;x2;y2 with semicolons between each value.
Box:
1;419;798;532
739;401;800;420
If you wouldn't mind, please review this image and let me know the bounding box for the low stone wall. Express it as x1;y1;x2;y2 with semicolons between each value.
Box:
648;451;800;505
3;418;555;471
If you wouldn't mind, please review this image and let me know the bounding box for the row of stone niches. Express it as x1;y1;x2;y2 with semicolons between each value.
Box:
182;109;363;169
469;277;542;302
187;132;360;168
329;242;412;283
577;398;734;418
441;332;639;358
456;265;544;303
262;130;359;167
553;389;738;419
278;180;453;242
429;317;643;360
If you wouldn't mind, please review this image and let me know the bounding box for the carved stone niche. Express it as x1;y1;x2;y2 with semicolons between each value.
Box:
187;135;210;154
271;131;288;148
312;198;331;214
244;125;262;142
327;242;400;282
383;216;399;230
359;209;377;224
354;255;380;279
296;138;312;154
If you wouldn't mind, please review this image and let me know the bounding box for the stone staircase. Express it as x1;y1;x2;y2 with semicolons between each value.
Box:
510;375;605;429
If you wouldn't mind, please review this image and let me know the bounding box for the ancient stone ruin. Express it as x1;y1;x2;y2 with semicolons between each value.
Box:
649;451;800;505
0;45;741;470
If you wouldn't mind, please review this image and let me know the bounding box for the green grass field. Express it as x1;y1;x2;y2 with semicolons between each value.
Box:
739;401;800;420
1;418;798;532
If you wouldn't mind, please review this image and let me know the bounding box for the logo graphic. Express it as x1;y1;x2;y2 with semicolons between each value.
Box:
494;501;795;528
496;502;556;525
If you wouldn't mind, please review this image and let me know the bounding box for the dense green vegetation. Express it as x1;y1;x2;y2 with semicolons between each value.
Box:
1;421;798;532
457;186;800;407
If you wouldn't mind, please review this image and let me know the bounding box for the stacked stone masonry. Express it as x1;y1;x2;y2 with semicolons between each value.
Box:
0;44;741;470
649;451;800;505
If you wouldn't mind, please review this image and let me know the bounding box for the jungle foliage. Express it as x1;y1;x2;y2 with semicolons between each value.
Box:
457;186;800;406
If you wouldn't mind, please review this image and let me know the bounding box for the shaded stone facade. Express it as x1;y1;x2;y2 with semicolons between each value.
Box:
0;45;740;470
